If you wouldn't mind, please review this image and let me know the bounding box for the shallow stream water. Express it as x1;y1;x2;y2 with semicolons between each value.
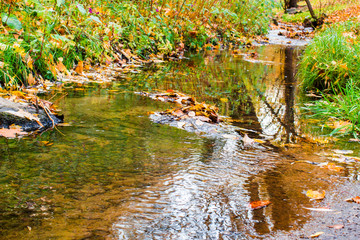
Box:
1;45;360;239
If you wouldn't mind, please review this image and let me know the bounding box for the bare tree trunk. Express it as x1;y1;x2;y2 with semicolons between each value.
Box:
304;0;317;19
288;0;298;8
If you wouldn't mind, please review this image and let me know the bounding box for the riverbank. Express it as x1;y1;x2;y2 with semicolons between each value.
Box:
0;0;277;89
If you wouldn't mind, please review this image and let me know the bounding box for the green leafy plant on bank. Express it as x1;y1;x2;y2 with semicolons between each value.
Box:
298;21;360;91
0;0;278;88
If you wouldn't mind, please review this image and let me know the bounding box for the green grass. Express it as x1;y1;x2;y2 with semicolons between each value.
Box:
298;21;360;91
0;0;279;88
302;80;360;137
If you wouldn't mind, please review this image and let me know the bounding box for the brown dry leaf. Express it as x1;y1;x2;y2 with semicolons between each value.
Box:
0;128;27;138
306;190;326;200
328;224;344;229
74;61;84;75
310;232;324;238
27;73;36;85
250;200;271;210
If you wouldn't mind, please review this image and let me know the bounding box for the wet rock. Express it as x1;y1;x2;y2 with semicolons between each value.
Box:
0;97;63;132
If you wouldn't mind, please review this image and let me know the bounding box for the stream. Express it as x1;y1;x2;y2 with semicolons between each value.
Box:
1;44;360;239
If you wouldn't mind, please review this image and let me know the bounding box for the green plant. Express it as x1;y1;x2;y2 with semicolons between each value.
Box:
298;21;360;91
302;80;360;137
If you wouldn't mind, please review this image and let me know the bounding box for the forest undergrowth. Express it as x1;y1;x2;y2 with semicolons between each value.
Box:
0;0;277;89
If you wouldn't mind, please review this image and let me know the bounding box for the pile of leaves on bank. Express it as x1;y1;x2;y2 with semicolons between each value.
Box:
0;89;62;138
138;90;220;124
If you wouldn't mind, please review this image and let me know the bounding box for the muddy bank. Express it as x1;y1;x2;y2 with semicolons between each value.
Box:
0;97;63;133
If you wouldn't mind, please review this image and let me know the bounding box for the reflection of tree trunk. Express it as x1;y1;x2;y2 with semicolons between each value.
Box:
283;47;296;143
245;176;270;234
264;169;292;231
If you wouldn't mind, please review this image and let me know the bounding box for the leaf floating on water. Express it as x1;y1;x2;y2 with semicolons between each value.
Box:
306;190;326;200
249;200;271;210
352;196;360;204
310;232;324;238
304;207;334;212
328;224;344;229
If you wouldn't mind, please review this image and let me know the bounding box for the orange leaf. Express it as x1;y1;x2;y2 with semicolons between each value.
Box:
0;128;27;138
250;200;271;209
74;61;84;75
306;190;326;200
352;196;360;203
56;60;67;72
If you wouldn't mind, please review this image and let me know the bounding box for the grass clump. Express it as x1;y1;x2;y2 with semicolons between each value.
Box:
0;0;278;89
303;80;360;137
298;21;360;91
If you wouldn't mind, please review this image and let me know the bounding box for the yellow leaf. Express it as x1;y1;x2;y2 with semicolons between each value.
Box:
306;190;325;200
220;98;228;103
310;232;324;238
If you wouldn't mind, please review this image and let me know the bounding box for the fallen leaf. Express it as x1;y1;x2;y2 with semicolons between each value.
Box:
310;232;324;238
352;196;360;203
243;134;255;146
188;111;196;117
306;190;326;200
56;60;67;72
321;162;344;172
173;109;184;117
0;128;27;138
304;207;334;212
27;73;36;85
249;200;271;210
328;224;344;229
40;141;53;146
74;61;84;74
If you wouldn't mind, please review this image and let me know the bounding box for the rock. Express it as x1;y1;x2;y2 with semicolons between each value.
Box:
0;97;63;132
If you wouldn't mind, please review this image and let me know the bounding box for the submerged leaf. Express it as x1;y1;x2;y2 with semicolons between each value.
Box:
249;200;271;210
306;190;326;200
